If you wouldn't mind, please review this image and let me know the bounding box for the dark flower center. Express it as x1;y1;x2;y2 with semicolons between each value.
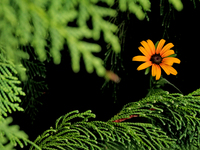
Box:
151;54;162;64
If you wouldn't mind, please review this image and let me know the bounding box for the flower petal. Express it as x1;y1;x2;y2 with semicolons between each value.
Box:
155;65;161;80
152;64;157;76
138;46;151;59
160;63;170;75
147;39;155;55
141;40;152;55
156;39;165;54
132;55;148;61
160;43;174;56
168;66;178;75
161;50;175;58
162;57;181;66
137;61;152;71
160;63;178;75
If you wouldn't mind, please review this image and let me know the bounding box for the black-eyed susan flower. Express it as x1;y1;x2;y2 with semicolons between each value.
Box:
132;39;180;80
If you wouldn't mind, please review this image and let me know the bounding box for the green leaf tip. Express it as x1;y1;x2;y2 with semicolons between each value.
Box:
169;0;183;11
145;67;150;75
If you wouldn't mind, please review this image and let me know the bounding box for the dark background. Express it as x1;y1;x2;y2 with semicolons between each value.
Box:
11;0;200;147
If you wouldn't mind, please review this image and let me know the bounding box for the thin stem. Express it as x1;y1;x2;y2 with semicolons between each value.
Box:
149;75;153;89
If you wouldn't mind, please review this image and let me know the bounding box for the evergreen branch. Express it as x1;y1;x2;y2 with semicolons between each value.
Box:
107;89;200;149
20;55;48;122
0;49;25;117
0;117;36;150
32;108;176;150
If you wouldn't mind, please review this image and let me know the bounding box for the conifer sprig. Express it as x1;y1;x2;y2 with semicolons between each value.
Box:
0;48;25;118
0;117;41;150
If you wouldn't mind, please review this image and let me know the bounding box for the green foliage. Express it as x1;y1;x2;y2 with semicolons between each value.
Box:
0;47;25;118
21;45;48;123
0;117;29;150
0;117;41;150
30;110;101;150
168;0;183;11
0;0;116;79
31;109;174;149
109;93;177;149
120;89;200;149
2;0;200;150
118;0;151;20
0;45;41;150
31;88;200;150
0;0;185;80
147;77;183;97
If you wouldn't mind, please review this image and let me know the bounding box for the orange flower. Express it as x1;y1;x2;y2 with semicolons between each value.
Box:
132;39;180;80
